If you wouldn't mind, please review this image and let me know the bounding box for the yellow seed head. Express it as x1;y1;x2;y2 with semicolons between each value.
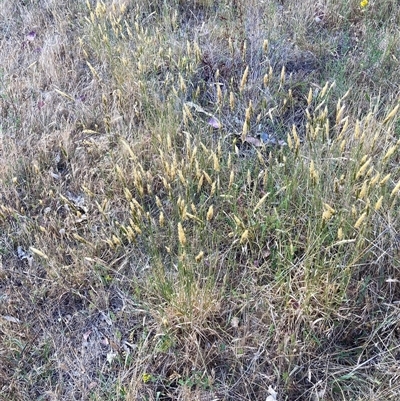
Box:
183;103;193;121
263;73;269;87
240;229;249;244
356;158;371;179
229;170;235;189
341;88;351;101
178;223;186;246
383;104;399;124
159;212;165;227
390;179;400;197
380;173;391;186
242;39;247;61
292;125;300;151
307;87;313;106
210;181;216;196
242;120;249;141
234;215;245;229
112;235;121;246
178;170;186;186
309;160;319;184
336;105;345;125
339;117;349;137
383;145;398;163
263;39;269;53
263;170;268;187
194;41;202;60
29;247;49;260
253;192;270;213
370;172;380;187
179;74;186;92
374;196;383;211
167;133;172;151
340;139;346;153
337;227;344;240
320;81;329;98
124;187;133;202
358;180;369;199
195;251;204;262
229;91;235;111
287;132;293;150
197;174;204;192
322;210;333;221
180;205;187;220
206;205;214;221
115;164;124;181
245;105;251;123
322;203;335;221
217;84;223;105
280;65;285;85
247;169;252;187
213;153;220;172
132;224;142;234
203;170;212;185
240;66;249;92
354;212;367;229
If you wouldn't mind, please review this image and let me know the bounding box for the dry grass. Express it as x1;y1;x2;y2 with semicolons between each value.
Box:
1;0;400;400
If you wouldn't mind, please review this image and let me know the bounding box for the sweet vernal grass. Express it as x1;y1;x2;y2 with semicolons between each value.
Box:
1;0;400;400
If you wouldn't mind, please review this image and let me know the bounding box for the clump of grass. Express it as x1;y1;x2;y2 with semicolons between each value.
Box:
1;0;400;400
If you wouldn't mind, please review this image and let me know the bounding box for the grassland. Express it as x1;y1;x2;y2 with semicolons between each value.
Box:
1;0;400;400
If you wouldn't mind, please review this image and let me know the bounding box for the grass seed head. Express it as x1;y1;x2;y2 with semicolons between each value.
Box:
380;173;391;186
356;158;371;179
307;87;313;106
240;229;249;244
210;181;216;196
195;251;204;262
240;65;249;93
178;222;186;247
374;196;383;211
383;144;398;164
159;212;165;227
309;160;319;184
206;205;214;221
358;180;369;199
29;247;49;260
197;174;204;192
354;212;367;229
229;170;235;189
390;179;400;197
263;39;268;53
287;131;293;150
383;103;399;124
229;91;235;110
253;192;270;213
217;84;223;105
280;65;285;85
213;153;220;172
322;203;335;221
370;172;380;187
